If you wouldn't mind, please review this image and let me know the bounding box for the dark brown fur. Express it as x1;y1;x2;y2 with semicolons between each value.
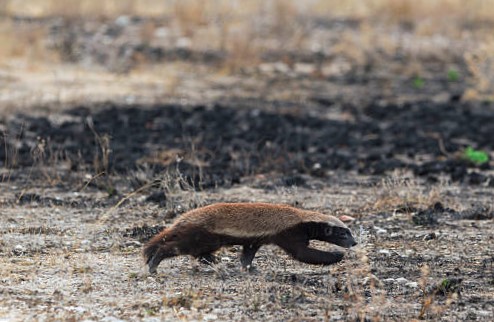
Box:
143;203;357;273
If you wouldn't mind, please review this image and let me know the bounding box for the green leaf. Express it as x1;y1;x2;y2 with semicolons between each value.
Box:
413;77;425;89
447;69;460;82
464;147;489;165
441;278;451;288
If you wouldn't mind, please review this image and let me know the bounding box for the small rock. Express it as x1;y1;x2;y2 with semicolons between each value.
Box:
123;240;142;247
374;226;387;235
378;249;391;256
423;232;437;240
203;314;218;321
101;317;126;322
406;282;419;288
176;37;191;49
115;16;131;26
294;63;315;75
362;274;382;287
477;310;492;317
12;245;26;256
339;215;355;223
396;277;408;284
273;62;290;73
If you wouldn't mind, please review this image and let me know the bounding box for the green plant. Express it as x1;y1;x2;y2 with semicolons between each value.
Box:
447;68;460;81
464;147;489;165
413;76;425;89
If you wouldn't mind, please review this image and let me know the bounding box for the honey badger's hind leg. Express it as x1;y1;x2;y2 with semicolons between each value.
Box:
241;244;261;271
195;253;218;265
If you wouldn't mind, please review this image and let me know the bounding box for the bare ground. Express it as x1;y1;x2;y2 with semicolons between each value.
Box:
1;171;493;321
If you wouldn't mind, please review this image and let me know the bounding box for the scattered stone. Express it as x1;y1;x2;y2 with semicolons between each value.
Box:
378;249;391;256
101;316;126;322
396;277;409;284
362;274;382;287
406;282;419;288
374;226;387;235
339;215;355;223
12;245;26;256
477;310;493;317
203;314;218;321
123;240;142;248
423;232;437;240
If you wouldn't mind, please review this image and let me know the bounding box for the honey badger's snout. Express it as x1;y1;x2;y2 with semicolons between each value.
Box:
347;233;358;248
325;226;357;248
339;230;357;248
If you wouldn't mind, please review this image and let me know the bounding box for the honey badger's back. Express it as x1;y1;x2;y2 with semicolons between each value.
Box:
174;203;316;238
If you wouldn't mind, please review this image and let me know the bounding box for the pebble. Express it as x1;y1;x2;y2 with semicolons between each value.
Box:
115;16;131;26
374;226;387;235
378;249;391;256
12;244;26;255
477;310;492;317
405;282;419;288
396;277;408;284
203;314;218;321
339;215;355;223
101;317;125;322
362;274;382;287
124;240;142;247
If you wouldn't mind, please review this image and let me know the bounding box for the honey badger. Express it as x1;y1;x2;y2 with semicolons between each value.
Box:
143;203;357;273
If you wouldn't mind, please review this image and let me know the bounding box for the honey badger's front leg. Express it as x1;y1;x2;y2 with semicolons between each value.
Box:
285;244;344;265
241;244;261;270
275;237;344;265
145;240;181;274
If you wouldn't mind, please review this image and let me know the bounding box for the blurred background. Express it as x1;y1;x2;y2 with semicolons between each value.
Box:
1;0;494;110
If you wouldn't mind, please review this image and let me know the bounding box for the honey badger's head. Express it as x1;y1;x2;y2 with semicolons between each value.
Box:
321;216;357;248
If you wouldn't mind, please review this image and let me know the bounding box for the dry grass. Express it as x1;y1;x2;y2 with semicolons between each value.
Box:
371;173;445;210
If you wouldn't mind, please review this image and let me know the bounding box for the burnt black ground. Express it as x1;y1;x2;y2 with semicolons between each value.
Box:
2;99;493;189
